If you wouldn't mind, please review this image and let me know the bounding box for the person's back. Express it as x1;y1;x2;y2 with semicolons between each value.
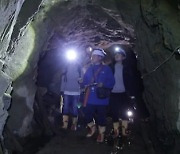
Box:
61;62;82;131
63;64;81;93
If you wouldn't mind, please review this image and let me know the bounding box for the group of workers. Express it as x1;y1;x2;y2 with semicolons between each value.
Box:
60;46;149;143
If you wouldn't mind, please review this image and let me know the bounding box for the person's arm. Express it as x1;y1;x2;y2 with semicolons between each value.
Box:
103;66;115;89
82;67;91;87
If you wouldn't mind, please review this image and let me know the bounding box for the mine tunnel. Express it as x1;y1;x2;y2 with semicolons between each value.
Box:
0;0;180;154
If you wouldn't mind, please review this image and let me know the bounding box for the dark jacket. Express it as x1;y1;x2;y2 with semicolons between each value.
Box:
109;52;143;97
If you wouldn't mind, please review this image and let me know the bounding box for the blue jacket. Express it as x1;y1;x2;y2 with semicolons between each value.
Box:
83;64;115;105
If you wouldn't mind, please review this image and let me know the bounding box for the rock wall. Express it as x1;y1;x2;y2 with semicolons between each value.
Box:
0;0;25;137
0;0;65;137
4;0;65;137
0;0;45;137
5;0;53;137
113;0;180;134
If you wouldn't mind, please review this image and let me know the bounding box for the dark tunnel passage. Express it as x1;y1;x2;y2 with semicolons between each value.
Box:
0;0;180;154
33;40;152;154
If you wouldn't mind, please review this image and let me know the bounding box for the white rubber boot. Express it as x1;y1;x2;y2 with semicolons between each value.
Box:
62;115;69;129
86;121;96;137
122;120;129;136
71;117;78;131
113;122;120;138
96;126;105;143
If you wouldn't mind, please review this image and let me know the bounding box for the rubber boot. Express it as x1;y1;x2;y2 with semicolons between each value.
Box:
122;120;129;136
113;122;119;138
71;117;78;131
96;126;105;143
62;115;69;129
86;121;96;137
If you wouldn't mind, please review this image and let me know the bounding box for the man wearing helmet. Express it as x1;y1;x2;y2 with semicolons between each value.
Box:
82;48;115;143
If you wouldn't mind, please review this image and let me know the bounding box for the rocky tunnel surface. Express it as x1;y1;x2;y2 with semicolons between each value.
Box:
0;0;180;153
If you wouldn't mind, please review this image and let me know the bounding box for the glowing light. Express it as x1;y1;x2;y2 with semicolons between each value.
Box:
115;46;120;52
77;102;81;109
89;47;92;52
86;46;93;53
177;48;180;54
127;110;133;117
66;49;77;61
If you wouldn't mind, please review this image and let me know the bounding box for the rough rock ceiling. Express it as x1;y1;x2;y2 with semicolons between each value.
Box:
43;4;135;51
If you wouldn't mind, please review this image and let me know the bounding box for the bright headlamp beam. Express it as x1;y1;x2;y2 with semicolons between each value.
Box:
115;46;120;52
127;110;133;117
66;49;77;61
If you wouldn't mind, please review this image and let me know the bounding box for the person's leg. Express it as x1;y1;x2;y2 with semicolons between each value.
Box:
121;93;130;136
71;95;79;131
109;93;121;137
122;120;129;136
96;105;107;142
109;93;120;122
84;104;96;137
62;94;70;129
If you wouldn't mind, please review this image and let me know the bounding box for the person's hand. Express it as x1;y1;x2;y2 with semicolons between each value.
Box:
97;82;103;87
78;78;83;83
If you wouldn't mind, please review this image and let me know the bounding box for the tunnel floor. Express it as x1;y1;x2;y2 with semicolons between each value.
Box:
18;119;153;154
36;128;148;154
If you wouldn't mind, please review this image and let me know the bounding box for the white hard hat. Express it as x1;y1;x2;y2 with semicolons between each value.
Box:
92;48;106;57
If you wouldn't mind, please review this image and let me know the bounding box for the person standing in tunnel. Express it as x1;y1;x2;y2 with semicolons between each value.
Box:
60;61;82;131
109;47;136;139
82;48;115;143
